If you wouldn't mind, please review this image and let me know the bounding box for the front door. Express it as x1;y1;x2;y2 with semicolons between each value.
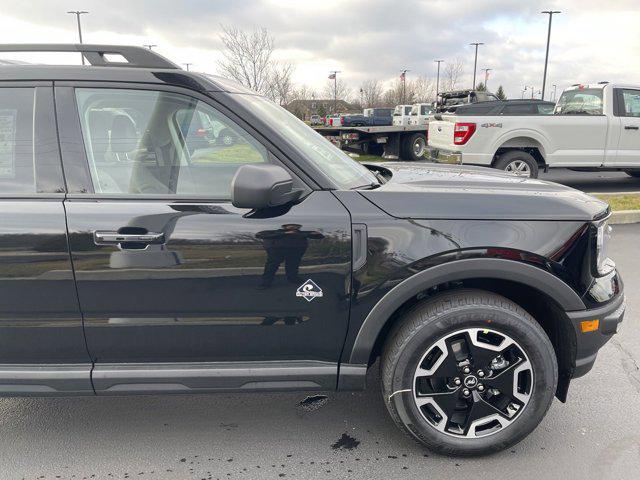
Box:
609;88;640;167
57;85;352;393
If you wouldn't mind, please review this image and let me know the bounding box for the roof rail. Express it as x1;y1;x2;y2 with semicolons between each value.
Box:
0;44;180;69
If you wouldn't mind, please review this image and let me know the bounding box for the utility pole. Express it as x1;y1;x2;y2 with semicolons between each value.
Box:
143;44;157;50
469;42;484;89
435;60;444;105
182;63;192;71
67;10;89;64
329;71;340;113
481;68;492;90
400;69;409;104
541;10;561;100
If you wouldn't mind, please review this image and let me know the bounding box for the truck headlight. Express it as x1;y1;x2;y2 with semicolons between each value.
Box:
595;220;615;276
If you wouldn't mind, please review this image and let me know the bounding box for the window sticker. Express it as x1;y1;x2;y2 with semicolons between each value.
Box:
0;110;17;179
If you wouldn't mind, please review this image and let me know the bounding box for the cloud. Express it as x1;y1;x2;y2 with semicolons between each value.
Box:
0;0;639;99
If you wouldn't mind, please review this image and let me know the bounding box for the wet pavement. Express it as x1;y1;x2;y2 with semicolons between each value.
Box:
2;226;639;480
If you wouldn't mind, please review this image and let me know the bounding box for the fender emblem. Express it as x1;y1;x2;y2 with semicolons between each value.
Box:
296;279;323;302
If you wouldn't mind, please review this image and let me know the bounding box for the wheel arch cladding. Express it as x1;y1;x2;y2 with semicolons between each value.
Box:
349;258;579;400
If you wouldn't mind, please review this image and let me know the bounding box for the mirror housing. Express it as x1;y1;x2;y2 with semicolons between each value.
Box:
231;164;302;209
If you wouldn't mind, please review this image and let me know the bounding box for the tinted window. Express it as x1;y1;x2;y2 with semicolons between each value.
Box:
0;87;60;194
621;89;640;117
503;104;536;115
555;88;603;115
75;88;268;198
537;104;555;115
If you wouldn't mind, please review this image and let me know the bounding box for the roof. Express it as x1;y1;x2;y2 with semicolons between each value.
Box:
0;43;254;94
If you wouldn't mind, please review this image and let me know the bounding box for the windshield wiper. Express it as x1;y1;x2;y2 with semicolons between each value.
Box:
351;182;381;190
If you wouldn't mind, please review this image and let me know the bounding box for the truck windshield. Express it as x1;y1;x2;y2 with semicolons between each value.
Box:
555;89;603;115
235;94;379;190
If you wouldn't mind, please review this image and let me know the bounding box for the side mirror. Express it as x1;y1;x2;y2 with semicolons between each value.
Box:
231;164;302;209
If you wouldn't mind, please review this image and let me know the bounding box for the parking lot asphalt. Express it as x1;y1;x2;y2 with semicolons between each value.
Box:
2;227;639;480
539;168;640;193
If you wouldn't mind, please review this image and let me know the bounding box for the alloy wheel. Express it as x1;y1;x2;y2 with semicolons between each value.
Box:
413;327;533;438
504;160;531;177
413;137;426;157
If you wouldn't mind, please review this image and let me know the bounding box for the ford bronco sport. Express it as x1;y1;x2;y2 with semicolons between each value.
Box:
0;44;625;456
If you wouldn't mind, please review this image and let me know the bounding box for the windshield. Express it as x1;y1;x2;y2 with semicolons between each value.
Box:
555;88;604;115
236;94;379;189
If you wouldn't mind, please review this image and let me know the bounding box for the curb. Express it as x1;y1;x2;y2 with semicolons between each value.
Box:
610;209;640;225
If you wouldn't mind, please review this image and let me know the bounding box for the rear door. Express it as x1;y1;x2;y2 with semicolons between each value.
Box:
0;83;91;394
57;83;352;394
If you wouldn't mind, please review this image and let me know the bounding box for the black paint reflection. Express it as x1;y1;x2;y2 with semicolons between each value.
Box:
256;224;324;288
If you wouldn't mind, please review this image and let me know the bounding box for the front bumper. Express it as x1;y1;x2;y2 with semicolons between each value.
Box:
567;292;626;378
426;147;462;164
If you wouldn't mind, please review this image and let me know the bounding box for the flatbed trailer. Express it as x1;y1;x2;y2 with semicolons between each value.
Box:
314;124;428;161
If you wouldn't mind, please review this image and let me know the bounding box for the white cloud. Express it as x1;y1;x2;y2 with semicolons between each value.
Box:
0;0;638;100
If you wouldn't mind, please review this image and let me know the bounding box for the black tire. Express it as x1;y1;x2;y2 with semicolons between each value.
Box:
494;150;539;178
381;289;557;456
625;170;640;178
361;142;383;156
401;133;428;161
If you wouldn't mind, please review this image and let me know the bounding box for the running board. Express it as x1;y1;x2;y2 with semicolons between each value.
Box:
91;361;339;395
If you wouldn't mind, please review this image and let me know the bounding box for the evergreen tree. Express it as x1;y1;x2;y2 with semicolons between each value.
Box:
496;85;507;100
475;82;486;91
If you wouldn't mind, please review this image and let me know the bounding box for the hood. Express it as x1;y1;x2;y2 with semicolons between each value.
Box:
361;162;609;221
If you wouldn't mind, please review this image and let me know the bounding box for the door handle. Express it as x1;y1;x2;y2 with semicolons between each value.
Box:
624;125;639;130
94;231;165;246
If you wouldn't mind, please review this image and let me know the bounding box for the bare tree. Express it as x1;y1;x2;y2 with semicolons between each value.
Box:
268;62;295;105
290;84;317;101
218;25;275;95
383;78;416;106
413;75;435;103
360;79;383;108
442;58;464;92
323;78;351;105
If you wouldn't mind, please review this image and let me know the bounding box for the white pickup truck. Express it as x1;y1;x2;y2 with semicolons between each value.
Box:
427;83;640;178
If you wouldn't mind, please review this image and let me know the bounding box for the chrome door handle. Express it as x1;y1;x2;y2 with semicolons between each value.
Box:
624;125;639;130
94;231;165;245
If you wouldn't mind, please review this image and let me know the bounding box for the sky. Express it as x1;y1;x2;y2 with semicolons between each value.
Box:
0;0;639;101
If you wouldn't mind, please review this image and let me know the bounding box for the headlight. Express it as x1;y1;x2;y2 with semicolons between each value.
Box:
595;220;615;276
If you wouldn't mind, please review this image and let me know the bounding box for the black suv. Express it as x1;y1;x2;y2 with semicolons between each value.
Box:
0;44;624;456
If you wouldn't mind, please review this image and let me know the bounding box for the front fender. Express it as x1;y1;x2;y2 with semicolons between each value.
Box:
348;257;585;365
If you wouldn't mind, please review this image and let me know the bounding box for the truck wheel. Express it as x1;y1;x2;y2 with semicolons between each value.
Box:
381;289;557;456
494;151;539;178
362;142;383;156
402;133;427;161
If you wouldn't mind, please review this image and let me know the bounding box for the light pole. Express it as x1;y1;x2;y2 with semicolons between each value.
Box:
143;44;157;50
182;63;192;71
481;68;492;90
67;10;89;64
552;84;558;101
329;71;340;113
469;42;484;89
541;10;561;100
400;69;409;104
434;60;444;104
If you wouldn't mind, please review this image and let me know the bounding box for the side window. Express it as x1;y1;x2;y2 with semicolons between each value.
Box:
0;87;62;194
503;104;536;115
621;89;640;117
75;88;268;198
